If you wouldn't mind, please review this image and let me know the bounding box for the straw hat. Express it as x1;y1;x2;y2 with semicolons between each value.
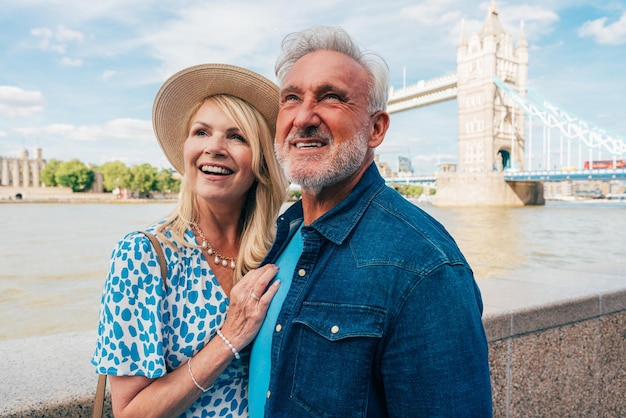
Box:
152;63;279;174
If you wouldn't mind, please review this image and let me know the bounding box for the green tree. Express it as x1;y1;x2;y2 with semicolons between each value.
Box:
100;161;132;192
155;168;181;194
55;159;94;192
393;184;425;197
130;163;158;195
40;158;61;187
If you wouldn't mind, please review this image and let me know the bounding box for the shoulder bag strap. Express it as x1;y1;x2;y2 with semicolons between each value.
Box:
92;231;168;417
139;231;168;290
92;374;107;418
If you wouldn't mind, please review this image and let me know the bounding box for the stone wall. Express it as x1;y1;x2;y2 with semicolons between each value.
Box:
434;172;544;206
487;304;625;416
1;263;624;417
0;186;117;201
479;262;626;417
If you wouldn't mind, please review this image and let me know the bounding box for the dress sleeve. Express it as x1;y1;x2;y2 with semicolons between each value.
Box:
91;231;168;378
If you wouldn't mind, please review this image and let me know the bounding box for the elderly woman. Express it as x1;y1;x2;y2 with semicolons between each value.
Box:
92;64;288;417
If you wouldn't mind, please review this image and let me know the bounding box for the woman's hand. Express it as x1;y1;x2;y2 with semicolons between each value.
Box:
219;264;280;351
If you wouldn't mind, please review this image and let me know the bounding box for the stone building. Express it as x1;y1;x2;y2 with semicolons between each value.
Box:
456;1;528;173
374;154;394;178
435;2;543;207
0;146;46;188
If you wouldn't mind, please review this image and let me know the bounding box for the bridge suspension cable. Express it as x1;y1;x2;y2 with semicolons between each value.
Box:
493;76;626;158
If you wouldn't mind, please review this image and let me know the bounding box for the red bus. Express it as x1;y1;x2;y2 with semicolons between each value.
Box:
583;159;626;169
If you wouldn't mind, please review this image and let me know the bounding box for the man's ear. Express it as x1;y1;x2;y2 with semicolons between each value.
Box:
368;111;390;148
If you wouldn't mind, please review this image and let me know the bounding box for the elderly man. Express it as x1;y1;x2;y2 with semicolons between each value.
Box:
249;26;493;417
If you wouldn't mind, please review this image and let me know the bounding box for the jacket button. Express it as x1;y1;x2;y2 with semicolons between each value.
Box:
298;269;306;277
331;325;339;334
266;390;271;399
275;324;282;332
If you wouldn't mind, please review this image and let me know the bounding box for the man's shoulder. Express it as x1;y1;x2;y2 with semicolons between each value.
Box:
369;187;437;227
354;188;467;265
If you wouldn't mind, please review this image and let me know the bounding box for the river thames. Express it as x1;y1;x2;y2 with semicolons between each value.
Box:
0;200;624;340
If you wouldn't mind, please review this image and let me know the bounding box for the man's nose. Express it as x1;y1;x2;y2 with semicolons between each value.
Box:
293;98;321;129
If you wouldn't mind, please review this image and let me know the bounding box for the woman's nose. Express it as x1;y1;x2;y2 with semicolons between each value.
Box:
203;134;227;156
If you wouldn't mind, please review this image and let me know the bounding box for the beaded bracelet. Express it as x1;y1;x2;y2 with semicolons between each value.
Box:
187;358;212;393
216;329;241;360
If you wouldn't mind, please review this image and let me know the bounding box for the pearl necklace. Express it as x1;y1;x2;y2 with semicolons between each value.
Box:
192;224;237;270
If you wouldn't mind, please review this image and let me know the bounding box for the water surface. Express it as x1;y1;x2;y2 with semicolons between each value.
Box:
1;200;624;340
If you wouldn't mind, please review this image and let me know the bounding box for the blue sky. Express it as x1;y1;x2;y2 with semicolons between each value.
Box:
1;0;625;175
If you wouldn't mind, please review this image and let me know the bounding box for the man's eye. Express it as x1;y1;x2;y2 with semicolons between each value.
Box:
322;93;341;101
284;94;299;102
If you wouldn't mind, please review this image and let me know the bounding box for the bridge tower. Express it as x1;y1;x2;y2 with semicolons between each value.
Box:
456;1;528;173
434;2;543;206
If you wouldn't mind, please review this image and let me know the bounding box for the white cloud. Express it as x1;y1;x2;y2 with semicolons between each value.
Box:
400;0;463;26
56;25;84;42
101;70;117;81
500;4;559;25
137;1;306;80
31;27;65;53
499;4;559;40
60;57;83;67
104;118;153;141
30;25;84;53
0;86;45;117
578;12;626;45
14;118;153;142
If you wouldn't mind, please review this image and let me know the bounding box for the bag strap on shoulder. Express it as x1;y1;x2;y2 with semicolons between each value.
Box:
138;231;168;290
92;230;168;417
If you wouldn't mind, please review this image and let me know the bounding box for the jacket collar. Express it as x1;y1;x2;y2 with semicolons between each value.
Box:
287;162;385;245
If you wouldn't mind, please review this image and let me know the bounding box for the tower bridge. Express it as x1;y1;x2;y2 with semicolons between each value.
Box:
384;2;626;206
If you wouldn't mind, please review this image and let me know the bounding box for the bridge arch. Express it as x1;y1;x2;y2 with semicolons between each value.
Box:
497;149;510;171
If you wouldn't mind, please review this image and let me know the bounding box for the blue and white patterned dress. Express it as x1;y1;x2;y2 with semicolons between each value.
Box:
92;223;249;417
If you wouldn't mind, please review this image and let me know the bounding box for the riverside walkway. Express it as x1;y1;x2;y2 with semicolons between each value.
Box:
1;261;625;417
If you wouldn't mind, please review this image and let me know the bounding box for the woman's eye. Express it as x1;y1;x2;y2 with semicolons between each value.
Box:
230;133;247;143
195;129;208;137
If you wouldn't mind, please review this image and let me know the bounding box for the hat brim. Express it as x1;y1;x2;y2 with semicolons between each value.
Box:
152;63;279;174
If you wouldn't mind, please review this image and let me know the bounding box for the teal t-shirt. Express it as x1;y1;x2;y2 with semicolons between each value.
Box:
248;224;303;417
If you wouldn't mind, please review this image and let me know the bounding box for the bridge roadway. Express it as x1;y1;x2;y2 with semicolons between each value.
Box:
387;73;458;114
383;168;626;187
503;168;626;181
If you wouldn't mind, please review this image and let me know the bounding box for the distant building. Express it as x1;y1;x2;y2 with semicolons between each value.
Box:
398;156;413;174
0;147;46;188
374;154;394;178
438;163;457;173
396;155;414;178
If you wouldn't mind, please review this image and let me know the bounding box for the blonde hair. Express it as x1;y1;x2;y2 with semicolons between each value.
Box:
156;94;288;283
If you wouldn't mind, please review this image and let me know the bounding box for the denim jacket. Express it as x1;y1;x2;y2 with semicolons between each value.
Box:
260;164;493;417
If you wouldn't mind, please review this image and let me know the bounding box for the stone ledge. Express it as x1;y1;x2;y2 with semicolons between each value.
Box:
1;262;625;417
480;262;626;341
0;331;100;417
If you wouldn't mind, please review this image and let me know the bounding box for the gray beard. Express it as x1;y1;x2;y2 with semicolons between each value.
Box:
275;126;369;194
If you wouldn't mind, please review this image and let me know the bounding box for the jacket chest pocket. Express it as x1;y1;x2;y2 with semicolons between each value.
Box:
290;302;386;417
